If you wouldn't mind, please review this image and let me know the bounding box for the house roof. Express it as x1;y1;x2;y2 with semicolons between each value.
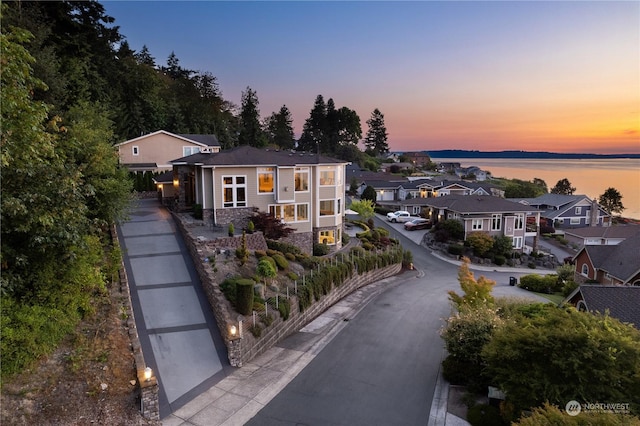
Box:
408;195;540;214
401;178;437;190
564;285;640;328
153;171;174;184
361;180;403;190
563;225;640;240
577;233;640;283
171;145;347;167
513;194;593;219
115;130;220;147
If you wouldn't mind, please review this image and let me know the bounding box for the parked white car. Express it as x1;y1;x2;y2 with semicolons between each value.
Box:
386;210;412;223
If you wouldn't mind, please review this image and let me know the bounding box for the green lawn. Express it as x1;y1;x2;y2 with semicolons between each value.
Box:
533;292;565;305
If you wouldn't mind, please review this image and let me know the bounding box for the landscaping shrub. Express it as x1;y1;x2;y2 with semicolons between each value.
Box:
220;276;239;305
277;298;291;320
286;271;299;281
362;242;375;251
235;278;254;315
342;233;350;244
193;203;203;220
467;232;494;257
518;274;559;293
448;244;464;256
377;227;390;237
249;324;262;337
402;250;413;268
272;253;289;270
285;252;296;261
266;239;302;256
494;255;506;266
467;404;504;426
313;242;330;256
254;250;266;258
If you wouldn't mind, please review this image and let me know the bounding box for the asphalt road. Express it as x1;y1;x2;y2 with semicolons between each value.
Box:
246;216;549;426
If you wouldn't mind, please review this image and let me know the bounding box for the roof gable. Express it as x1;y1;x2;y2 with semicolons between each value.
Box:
116;130;219;148
570;285;640;328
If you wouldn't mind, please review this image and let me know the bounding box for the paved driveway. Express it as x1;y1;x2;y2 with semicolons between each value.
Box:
118;198;232;418
247;215;548;425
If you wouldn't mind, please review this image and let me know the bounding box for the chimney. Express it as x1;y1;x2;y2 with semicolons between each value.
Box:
589;197;599;227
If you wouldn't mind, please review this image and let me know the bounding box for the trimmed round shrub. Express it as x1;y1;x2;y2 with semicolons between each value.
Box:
236;279;255;315
448;244;464;256
272;253;289;270
313;243;330;256
285;252;296;261
494;255;506;266
254;250;266;258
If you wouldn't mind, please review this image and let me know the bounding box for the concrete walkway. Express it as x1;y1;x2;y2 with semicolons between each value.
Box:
118;198;232;418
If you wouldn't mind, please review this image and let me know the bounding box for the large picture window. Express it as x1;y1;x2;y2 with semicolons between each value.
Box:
269;203;309;223
319;230;336;245
222;176;247;207
183;146;201;156
472;219;483;230
319;168;335;186
491;214;502;231
514;214;524;230
319;200;335;216
295;167;309;192
258;167;274;193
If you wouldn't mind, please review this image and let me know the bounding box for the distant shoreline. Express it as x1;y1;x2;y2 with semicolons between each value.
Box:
423;150;640;159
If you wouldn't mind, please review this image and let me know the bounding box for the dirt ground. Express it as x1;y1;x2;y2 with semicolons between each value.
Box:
0;281;161;426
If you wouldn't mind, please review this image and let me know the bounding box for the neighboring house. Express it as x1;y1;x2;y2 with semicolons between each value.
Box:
399;179;440;200
116;130;221;173
454;166;490;181
170;146;348;254
564;225;640;247
359;180;403;201
437;162;461;173
380;162;413;173
563;285;640;328
378;195;541;251
514;194;610;229
153;171;176;202
572;233;640;286
403;151;432;167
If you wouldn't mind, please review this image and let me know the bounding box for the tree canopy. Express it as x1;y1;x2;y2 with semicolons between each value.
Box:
551;178;576;195
599;187;625;215
363;108;389;157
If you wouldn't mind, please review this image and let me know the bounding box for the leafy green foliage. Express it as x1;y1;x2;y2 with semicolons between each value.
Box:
504;178;548;198
482;305;640;416
361;185;377;202
513;402;640;425
256;258;277;284
448;258;496;310
518;274;560;293
348;199;375;220
235;279;255;315
551;178;576;195
252;211;294;240
467;232;494;257
433;219;465;242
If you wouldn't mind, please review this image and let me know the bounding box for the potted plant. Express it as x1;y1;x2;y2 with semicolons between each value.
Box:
228;223;235;237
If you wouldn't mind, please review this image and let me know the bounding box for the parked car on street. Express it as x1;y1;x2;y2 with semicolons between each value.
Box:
404;218;433;231
386;210;412;223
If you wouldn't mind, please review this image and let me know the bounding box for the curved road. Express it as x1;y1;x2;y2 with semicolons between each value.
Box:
246;216;548;425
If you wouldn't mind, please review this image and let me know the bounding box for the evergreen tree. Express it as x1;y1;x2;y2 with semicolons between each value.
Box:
364;108;389;156
266;105;295;149
599;187;625;215
135;44;156;66
237;86;267;147
298;94;327;152
550;178;576;195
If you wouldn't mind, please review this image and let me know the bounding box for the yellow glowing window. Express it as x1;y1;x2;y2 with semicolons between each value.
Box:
258;167;274;193
319;230;335;245
284;204;295;222
320;169;335;186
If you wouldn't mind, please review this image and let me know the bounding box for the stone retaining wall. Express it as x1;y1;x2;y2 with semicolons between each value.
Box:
173;212;402;367
110;225;159;421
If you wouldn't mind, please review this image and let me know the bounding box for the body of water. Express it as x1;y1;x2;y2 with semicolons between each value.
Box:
434;158;640;220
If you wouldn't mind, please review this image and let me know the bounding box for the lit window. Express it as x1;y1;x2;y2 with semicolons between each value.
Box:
295;167;309;191
297;204;308;221
222;176;247;208
283;204;295;222
491;214;502;231
132;146;139;156
183;146;201;156
319;230;336;245
472;219;483;230
258;167;274;193
320;200;335;216
320;168;335;186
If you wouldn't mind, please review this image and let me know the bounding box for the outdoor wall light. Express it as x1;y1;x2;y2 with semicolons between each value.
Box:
144;367;152;382
173;179;179;187
230;325;237;337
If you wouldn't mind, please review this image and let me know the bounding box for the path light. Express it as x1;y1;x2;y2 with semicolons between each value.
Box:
229;325;237;337
144;367;152;382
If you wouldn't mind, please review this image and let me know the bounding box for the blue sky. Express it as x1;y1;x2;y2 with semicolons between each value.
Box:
103;1;640;154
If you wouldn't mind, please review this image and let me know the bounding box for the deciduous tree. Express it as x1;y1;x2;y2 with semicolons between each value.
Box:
599;187;625;215
551;178;576;195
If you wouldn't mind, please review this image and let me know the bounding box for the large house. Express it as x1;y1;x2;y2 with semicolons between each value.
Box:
564;225;640;247
169;146;348;254
513;194;610;229
378;195;540;251
563;285;640;329
572;233;640;286
116;130;221;173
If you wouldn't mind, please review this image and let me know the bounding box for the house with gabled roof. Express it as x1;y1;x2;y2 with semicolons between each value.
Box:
169;146;348;254
116;130;221;173
564;225;640;247
513;194;610;229
378;195;540;251
563;285;640;329
572;232;640;286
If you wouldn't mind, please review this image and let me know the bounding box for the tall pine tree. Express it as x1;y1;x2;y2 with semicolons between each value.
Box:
364;108;389;157
237;86;267;147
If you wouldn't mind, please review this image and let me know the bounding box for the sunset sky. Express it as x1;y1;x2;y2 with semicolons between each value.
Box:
103;1;640;154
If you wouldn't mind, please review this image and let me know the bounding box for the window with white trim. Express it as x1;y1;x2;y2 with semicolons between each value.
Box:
258;167;275;193
575;207;582;215
320;200;335;216
319;230;336;245
512;236;523;249
581;264;589;276
491;214;502;231
472;219;483;230
183;146;201;156
319;168;335;186
412;206;421;215
132;146;139;156
222;176;247;207
514;214;524;230
269;203;309;223
570;217;581;225
295;167;309;191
